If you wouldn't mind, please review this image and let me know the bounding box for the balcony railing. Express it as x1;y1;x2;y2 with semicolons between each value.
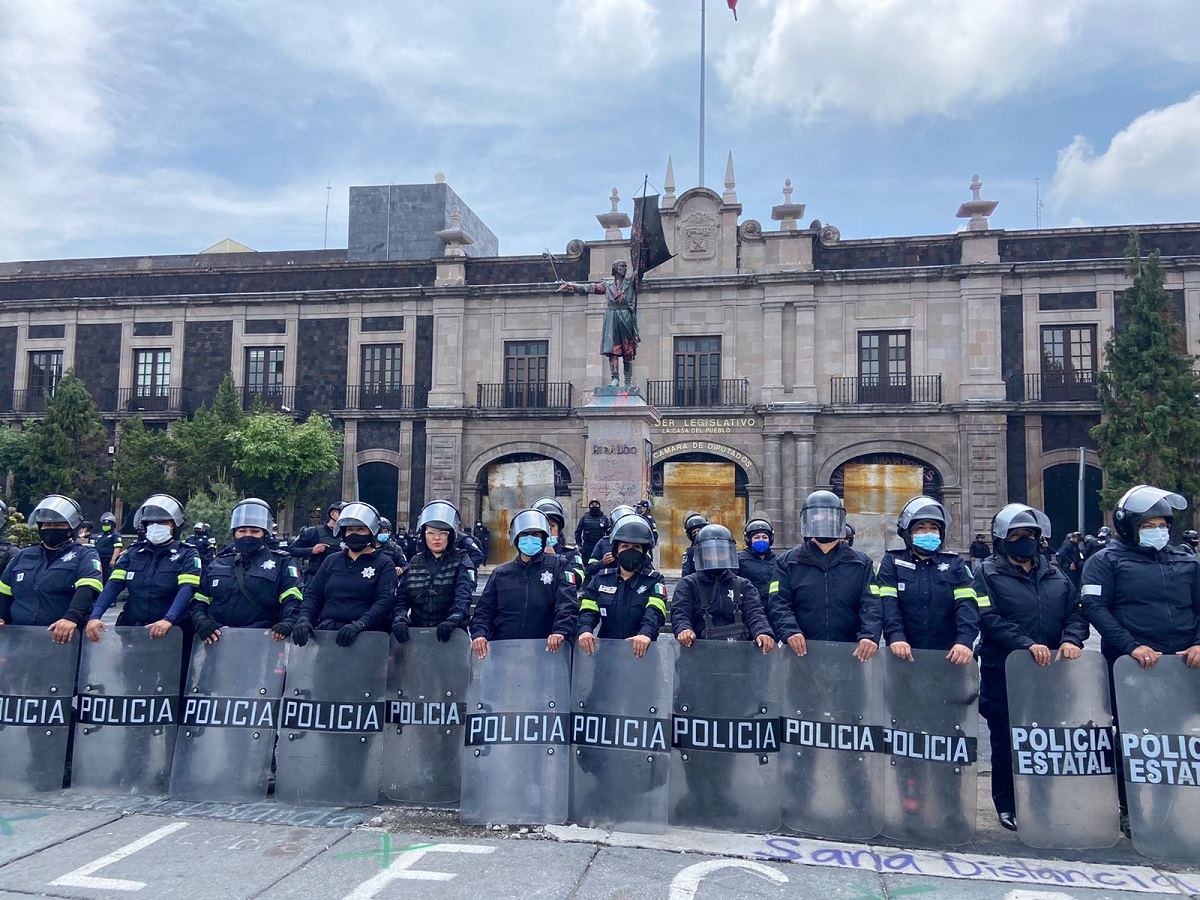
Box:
477;382;573;410
1006;371;1097;402
8;388;52;413
118;387;188;413
830;375;942;404
240;385;297;411
646;378;750;408
345;384;419;410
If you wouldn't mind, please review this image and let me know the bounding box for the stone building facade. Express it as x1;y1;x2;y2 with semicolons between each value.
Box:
1;171;1197;565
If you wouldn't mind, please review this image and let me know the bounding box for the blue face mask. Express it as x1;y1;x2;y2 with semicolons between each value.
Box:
517;535;544;557
751;539;770;554
912;533;942;553
378;534;390;543
547;535;558;547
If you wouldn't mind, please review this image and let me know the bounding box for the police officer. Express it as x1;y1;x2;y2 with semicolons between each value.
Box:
577;514;665;657
76;519;94;546
1056;532;1085;587
635;499;659;546
679;513;709;578
766;490;881;661
87;493;202;641
1084;525;1112;559
574;498;610;563
974;502;1087;832
1179;529;1199;555
875;496;979;665
0;507;16;576
185;522;216;566
189;498;302;644
673;524;775;654
472;519;491;564
374;517;408;575
290;501;397;647
587;504;638;577
289;501;344;579
532;496;585;586
0;495;102;643
470;509;577;659
392;500;476;644
94;512;123;582
737;516;779;603
969;533;991;571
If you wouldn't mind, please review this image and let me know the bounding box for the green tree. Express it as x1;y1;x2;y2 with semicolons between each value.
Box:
20;371;108;503
1092;231;1200;509
111;417;172;507
0;424;31;508
170;374;246;499
228;411;343;527
185;478;240;538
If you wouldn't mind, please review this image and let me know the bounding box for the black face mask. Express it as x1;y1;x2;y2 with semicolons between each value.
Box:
1004;536;1038;562
38;526;71;549
616;548;646;572
234;535;265;555
343;533;373;553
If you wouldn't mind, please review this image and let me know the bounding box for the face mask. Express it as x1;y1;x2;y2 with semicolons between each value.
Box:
1004;535;1038;561
547;535;558;547
145;524;173;545
378;534;390;543
343;533;373;552
616;548;646;571
751;539;770;554
102;524;112;532
912;533;942;554
234;535;264;555
517;536;544;557
1139;527;1171;550
38;526;71;549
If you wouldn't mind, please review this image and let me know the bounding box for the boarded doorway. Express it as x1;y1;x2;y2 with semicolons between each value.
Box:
650;457;748;569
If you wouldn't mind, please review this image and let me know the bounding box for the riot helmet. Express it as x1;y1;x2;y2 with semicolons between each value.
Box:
29;494;83;530
378;517;392;533
417;499;462;535
508;509;551;546
229;498;273;532
1184;529;1199;543
609;514;654;548
897;496;950;551
744;517;774;547
684;512;709;541
609;504;637;523
693;524;738;572
134;493;186;528
337;501;382;536
100;511;117;528
1112;484;1187;544
635;499;651;512
991;503;1051;542
532;497;566;530
327;501;345;518
800;490;845;541
843;523;856;546
1097;526;1112;539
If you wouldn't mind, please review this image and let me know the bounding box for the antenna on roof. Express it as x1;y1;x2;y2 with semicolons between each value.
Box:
1035;176;1043;230
324;180;332;249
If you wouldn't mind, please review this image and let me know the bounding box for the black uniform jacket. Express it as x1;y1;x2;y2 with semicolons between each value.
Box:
394;548;476;628
875;547;980;651
736;547;779;606
299;549;397;631
470;552;577;641
577;562;666;640
191;547;302;628
672;569;773;640
767;540;882;643
973;554;1088;669
0;543;102;626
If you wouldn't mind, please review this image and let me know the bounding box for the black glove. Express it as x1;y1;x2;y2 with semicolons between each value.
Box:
291;617;314;647
271;621;293;639
391;621;410;644
336;621;365;647
195;615;220;641
436;620;458;643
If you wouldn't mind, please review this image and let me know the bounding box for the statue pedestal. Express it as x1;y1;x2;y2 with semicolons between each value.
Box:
577;388;661;508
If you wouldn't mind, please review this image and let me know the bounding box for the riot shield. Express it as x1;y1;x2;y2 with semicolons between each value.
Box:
879;649;978;846
0;626;78;797
169;630;287;802
1113;655;1200;862
669;640;780;834
570;638;676;834
275;630;388;807
1006;651;1119;850
73;626;183;796
381;627;471;805
460;639;572;825
777;640;882;840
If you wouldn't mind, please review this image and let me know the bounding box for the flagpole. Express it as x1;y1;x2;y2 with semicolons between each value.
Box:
699;0;706;188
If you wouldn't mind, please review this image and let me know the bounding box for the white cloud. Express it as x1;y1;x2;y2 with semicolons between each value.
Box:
1050;94;1200;223
554;0;661;71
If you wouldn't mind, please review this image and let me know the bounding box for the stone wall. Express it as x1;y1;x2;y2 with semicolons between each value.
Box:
297;318;348;411
183;321;233;407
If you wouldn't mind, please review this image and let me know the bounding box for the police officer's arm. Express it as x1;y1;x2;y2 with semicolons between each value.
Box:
574;517;586;546
856;561;884;644
470;573;498;640
459;535;485;568
276;560;303;623
0;558;15;622
567;549;586;589
446;557;477;626
949;558;982;649
1057;577;1089;650
639;574;668;639
585;542;607;579
738;577;774;639
680;547;695;578
874;555;906;645
1078;552;1138;655
577;574;602;638
163;549;202;624
297;558;331;622
392;569;413;628
108;538;123;568
972;565;1035;653
91;550;133;620
766;568;802;642
551;566;579;640
287;526;319;560
63;548;104;627
670;577;699;639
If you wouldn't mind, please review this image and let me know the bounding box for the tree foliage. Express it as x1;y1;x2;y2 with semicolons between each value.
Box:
112;417;171;508
185;479;240;539
0;424;30;508
228;412;343;523
1092;231;1200;509
20;372;108;502
169;375;245;499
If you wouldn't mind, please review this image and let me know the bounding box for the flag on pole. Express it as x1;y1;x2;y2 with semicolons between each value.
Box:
631;194;673;282
727;0;738;20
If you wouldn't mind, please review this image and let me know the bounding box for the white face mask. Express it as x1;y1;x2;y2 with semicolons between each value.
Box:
1138;526;1171;551
145;523;173;545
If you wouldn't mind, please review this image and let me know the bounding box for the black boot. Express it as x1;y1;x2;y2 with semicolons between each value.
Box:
622;359;634;388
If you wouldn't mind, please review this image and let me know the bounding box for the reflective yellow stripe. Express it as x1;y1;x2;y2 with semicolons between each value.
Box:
193;593;212;605
975;593;992;609
580;598;600;613
877;586;898;598
74;577;103;592
768;580;780;594
647;596;667;615
280;587;303;603
177;573;201;586
869;584;881;596
0;581;11;597
110;569;128;581
954;587;977;600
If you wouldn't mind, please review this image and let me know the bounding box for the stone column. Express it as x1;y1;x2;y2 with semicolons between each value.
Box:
781;435;797;546
761;302;785;402
341;419;358;499
762;434;783;525
794;298;817;402
796;434;815;500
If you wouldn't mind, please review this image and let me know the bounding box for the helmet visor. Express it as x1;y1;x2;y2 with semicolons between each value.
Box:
1119;485;1187;515
800;506;845;540
694;538;738;571
417;500;461;533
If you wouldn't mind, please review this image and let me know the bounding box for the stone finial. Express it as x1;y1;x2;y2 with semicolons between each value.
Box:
596;186;631;239
722;151;737;204
450;205;462;226
770;177;806;231
435;205;474;257
663;156;676;208
435;172;446;184
955;174;999;231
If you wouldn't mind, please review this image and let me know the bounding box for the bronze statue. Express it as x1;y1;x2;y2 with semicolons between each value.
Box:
559;260;641;388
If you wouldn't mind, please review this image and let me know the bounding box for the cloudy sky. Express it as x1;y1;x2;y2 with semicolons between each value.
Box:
1;0;1198;262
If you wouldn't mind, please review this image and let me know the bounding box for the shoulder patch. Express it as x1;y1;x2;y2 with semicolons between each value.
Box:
288;566;298;579
652;582;666;596
466;568;476;581
92;559;102;571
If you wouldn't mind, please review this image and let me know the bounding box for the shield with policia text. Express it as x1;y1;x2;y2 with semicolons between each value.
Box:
670;639;780;833
275;630;389;807
460;639;572;825
777;640;883;840
0;626;78;797
1006;651;1119;850
569;639;676;833
73;626;182;796
381;627;471;805
169;630;287;802
1113;655;1200;862
879;649;979;845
